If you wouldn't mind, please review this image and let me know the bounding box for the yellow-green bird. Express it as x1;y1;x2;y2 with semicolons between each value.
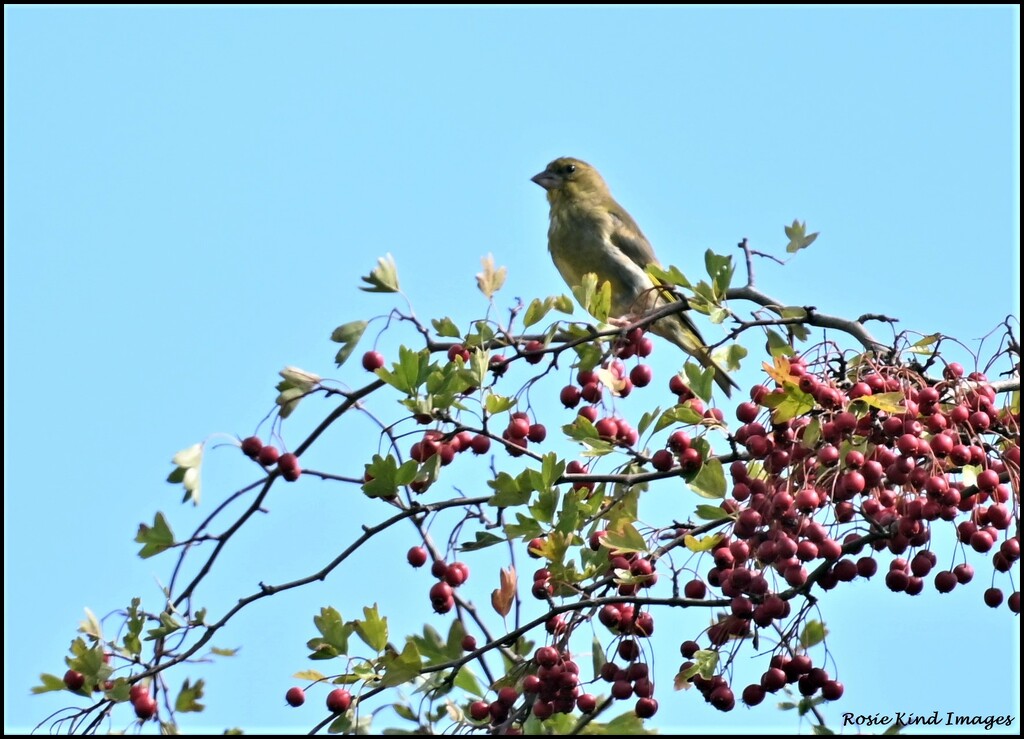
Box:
531;156;737;397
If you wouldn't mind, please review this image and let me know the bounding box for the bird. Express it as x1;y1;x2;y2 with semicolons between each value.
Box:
531;156;737;397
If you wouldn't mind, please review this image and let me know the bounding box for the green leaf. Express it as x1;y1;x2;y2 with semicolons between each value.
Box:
635;407;661;438
488;472;532;507
602;522;648;554
380;640;422;688
135;512;175;559
529;486;559;525
812;725;836;735
504;513;544;541
694;504;730;521
591;635;606;681
360;253;401;293
647;264;692;289
704;250;734;297
552;294;575;313
688;457;726;499
476;254;507;299
31;673;67;694
175;678;205;713
799;619;828;649
363;455;419;499
762;384;816;423
683;362;714;403
460;531;505;552
453;667;484;698
572;273;612;324
882;723;904;735
124;598;144;657
484;394;516;415
293;669;326;681
523;298;552;328
208;646;237;657
654;403;704;432
145;611;183;641
431;317;461;338
309;606;353;658
590;709;658;735
330;320;367;344
766;328;795;357
330;320;368;366
352;604;389;653
540;453;566;489
784;220;819;253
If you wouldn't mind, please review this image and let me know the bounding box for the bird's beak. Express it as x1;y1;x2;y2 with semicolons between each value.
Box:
531;169;559;190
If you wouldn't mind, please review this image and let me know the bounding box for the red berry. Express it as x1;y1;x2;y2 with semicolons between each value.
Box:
532;700;553;720
651;449;674;471
684;580;706;599
134;694;158;720
468;700;490;721
528;538;545;558
535;646;559;667
361;351;385;371
507;417;530;439
129;683;149;704
285;686;305;707
742;684;765;706
635;697;659;718
617;639;640;661
577;693;598;713
461;634;477;651
523;340;545;364
630;365;653;387
528;424;547;443
560;385;582;408
278;452;300;476
257;445;280;467
444;562;470;587
63;669;85;691
984;587;1004;608
326;688;352;713
407;546;428;568
470;434;491;455
522;674;542;693
240;436;263;459
497;686;518;706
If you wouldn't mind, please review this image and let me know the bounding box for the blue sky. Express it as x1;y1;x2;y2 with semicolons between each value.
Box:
4;6;1019;735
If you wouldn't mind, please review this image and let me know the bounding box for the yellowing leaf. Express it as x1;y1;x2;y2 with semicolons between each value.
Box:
476;253;508;299
856;391;906;414
683;533;722;553
491;566;517;617
172;443;202;468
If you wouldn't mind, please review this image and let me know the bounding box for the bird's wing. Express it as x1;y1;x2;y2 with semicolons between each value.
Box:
607;208;659;269
608;208;690;312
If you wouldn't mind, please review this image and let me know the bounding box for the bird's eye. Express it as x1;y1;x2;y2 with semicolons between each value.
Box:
565;164;576;174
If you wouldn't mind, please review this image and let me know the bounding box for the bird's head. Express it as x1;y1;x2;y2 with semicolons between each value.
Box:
531;157;610;204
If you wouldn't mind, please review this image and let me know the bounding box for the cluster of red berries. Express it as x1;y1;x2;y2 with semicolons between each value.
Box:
500;411;547;457
597;658;658;717
413;559;469;614
240;436;301;481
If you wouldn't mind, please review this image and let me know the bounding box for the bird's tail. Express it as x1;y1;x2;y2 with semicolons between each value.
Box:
652;313;739;398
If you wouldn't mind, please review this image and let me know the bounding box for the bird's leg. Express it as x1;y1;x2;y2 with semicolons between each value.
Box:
607;314;643;329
